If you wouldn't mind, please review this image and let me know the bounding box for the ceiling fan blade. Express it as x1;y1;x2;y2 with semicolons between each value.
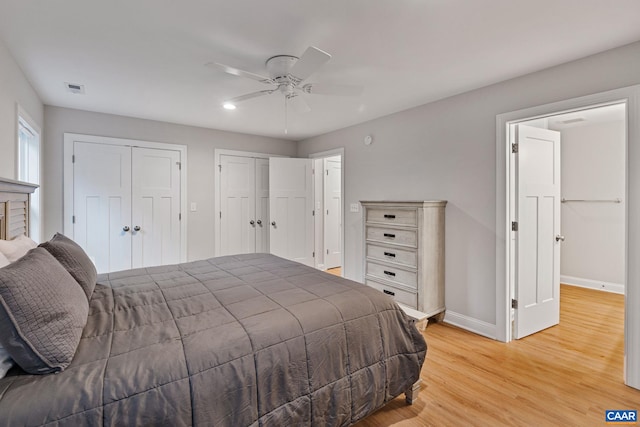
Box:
287;94;311;113
206;62;272;84
302;83;364;96
227;90;275;104
289;46;331;83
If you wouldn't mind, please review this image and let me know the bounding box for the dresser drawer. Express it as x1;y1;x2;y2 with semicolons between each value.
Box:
366;243;417;268
366;261;417;289
366;226;417;248
366;279;417;309
366;208;418;227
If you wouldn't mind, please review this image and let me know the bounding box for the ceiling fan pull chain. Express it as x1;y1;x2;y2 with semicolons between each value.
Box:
284;96;288;135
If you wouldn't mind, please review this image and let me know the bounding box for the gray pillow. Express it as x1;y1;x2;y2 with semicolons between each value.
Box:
40;233;97;300
0;247;89;374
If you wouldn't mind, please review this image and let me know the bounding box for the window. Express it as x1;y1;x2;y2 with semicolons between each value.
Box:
17;110;41;242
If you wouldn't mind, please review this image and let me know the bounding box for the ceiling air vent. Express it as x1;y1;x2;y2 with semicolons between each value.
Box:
560;117;585;125
65;82;85;94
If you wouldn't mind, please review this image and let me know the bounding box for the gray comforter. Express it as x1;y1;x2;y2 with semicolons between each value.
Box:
0;254;427;426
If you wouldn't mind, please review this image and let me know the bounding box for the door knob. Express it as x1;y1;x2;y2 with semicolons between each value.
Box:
271;221;276;227
555;235;565;242
122;226;130;232
133;226;141;232
250;220;255;226
256;220;262;226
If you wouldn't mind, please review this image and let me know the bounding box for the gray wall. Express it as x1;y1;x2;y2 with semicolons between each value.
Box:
560;120;625;287
43;106;297;261
297;41;640;327
0;39;43;179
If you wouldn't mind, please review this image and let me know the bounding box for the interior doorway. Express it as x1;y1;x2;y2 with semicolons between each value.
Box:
496;85;640;390
310;148;344;275
509;104;626;339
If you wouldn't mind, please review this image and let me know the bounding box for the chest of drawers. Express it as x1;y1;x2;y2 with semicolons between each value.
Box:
361;201;446;318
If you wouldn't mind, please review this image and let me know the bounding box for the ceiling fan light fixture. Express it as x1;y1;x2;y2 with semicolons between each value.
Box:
223;102;236;110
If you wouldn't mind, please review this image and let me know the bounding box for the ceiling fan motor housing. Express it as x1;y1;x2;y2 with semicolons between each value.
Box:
266;55;299;80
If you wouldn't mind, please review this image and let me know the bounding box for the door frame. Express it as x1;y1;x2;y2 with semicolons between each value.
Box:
63;133;188;263
213;149;286;256
495;85;640;389
309;148;345;275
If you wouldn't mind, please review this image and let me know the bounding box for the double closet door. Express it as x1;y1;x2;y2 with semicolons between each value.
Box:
72;141;181;273
219;155;270;255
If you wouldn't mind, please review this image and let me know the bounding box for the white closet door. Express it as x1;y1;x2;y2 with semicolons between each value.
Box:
131;147;181;269
324;157;342;269
515;125;561;339
220;155;256;255
73;141;132;274
255;158;270;253
269;158;314;267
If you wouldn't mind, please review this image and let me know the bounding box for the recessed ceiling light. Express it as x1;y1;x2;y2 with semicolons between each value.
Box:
223;103;236;110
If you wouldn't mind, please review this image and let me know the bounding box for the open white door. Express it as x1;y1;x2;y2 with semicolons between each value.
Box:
131;147;181;269
515;125;562;339
73;141;132;273
324;156;342;269
269;158;315;267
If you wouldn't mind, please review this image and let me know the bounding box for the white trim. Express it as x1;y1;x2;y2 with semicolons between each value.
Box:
308;147;345;276
496;84;640;390
443;311;497;340
16;105;42;242
213;148;287;256
561;276;624;295
63;133;188;262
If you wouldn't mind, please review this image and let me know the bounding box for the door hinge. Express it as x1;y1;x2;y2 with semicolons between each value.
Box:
326;170;328;176
72;215;76;224
512;299;518;309
218;164;222;172
179;213;182;221
72;154;75;163
219;211;222;219
512;143;518;153
312;251;315;258
326;249;329;255
312;210;315;216
512;221;518;231
176;161;181;170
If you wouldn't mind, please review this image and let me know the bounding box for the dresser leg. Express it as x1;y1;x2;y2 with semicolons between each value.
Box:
405;379;421;405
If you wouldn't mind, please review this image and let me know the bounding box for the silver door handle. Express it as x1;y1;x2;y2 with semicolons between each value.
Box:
556;235;565;242
256;220;262;226
133;226;141;232
271;221;276;227
250;220;255;226
123;226;130;232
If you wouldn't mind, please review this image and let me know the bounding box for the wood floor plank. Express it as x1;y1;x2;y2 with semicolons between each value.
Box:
356;285;639;426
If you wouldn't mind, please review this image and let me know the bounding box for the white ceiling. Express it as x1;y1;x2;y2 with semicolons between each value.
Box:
1;1;640;141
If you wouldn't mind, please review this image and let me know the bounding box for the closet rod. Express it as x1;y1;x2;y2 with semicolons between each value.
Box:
561;198;622;203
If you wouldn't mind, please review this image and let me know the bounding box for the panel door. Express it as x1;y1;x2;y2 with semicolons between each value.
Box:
515;125;562;339
131;147;181;269
324;156;342;269
220;155;256;255
269;158;314;266
73;141;132;273
255;158;270;253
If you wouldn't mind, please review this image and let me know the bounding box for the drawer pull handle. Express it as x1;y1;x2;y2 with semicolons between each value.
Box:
384;270;396;277
384;214;396;219
383;289;395;296
383;233;396;238
383;252;396;258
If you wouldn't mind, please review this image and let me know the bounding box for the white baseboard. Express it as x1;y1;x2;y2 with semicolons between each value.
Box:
561;275;624;295
443;310;496;340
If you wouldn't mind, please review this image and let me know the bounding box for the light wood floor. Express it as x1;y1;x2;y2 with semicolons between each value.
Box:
326;267;342;277
356;285;638;427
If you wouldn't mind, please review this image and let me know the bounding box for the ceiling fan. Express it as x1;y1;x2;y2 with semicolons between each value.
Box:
207;46;363;114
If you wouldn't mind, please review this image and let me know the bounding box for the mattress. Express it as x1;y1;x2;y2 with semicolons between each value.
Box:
0;253;426;426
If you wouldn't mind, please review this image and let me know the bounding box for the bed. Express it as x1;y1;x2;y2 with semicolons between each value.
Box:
0;178;427;426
